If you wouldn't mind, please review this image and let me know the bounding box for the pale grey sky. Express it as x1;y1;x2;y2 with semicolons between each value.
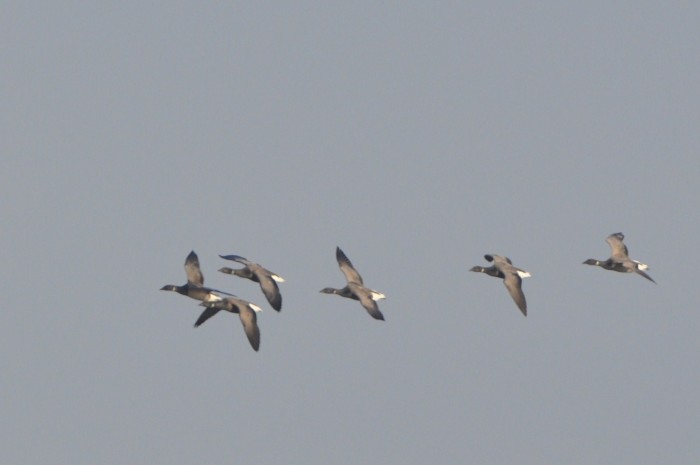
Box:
2;2;700;464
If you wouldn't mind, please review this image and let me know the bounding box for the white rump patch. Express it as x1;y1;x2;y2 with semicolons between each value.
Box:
249;303;263;312
271;274;285;283
516;270;531;278
370;290;386;301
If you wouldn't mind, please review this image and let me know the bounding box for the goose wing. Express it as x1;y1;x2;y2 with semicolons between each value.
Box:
194;304;222;327
485;254;512;266
606;233;630;260
359;295;385;321
336;247;364;284
633;267;656;284
503;271;527;316
490;255;527;316
219;254;252;265
244;263;283;311
238;305;261;351
185;251;204;286
351;284;384;321
257;273;282;311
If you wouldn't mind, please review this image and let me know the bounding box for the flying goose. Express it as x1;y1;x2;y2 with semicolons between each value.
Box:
196;296;262;351
160;251;231;303
470;254;529;316
583;232;656;283
218;255;284;311
320;247;386;321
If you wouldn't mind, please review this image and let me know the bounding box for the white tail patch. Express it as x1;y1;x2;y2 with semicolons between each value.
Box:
271;274;285;283
516;270;531;278
370;290;386;301
249;303;263;312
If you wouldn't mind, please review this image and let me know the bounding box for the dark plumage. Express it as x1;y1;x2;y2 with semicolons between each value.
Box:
470;254;529;316
218;255;284;311
196;297;262;352
160;251;230;303
320;247;386;321
583;232;656;283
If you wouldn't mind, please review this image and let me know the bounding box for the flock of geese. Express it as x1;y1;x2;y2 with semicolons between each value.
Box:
161;232;655;351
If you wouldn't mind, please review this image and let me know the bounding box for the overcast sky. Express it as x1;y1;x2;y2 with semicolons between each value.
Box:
3;2;700;464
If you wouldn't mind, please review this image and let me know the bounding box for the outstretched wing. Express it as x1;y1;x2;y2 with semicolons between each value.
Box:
633;268;656;284
350;284;384;321
185;251;204;286
194;305;221;327
219;254;252;265
606;233;629;260
502;272;527;316
359;295;384;320
239;306;261;351
336;247;364;284
258;274;282;311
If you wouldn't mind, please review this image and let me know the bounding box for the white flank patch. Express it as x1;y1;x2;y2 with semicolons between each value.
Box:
633;260;649;270
204;294;223;302
370;290;386;301
271;274;285;282
249;303;263;312
517;270;531;278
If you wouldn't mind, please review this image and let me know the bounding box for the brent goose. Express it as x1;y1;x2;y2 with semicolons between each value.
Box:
160;251;230;303
196;297;262;351
218;255;284;311
320;247;386;321
583;232;656;283
470;254;529;316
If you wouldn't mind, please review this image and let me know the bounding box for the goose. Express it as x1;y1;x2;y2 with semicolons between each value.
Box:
160;251;231;303
470;254;529;316
320;247;386;321
218;254;284;311
583;232;656;283
196;296;262;352
469;265;531;279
